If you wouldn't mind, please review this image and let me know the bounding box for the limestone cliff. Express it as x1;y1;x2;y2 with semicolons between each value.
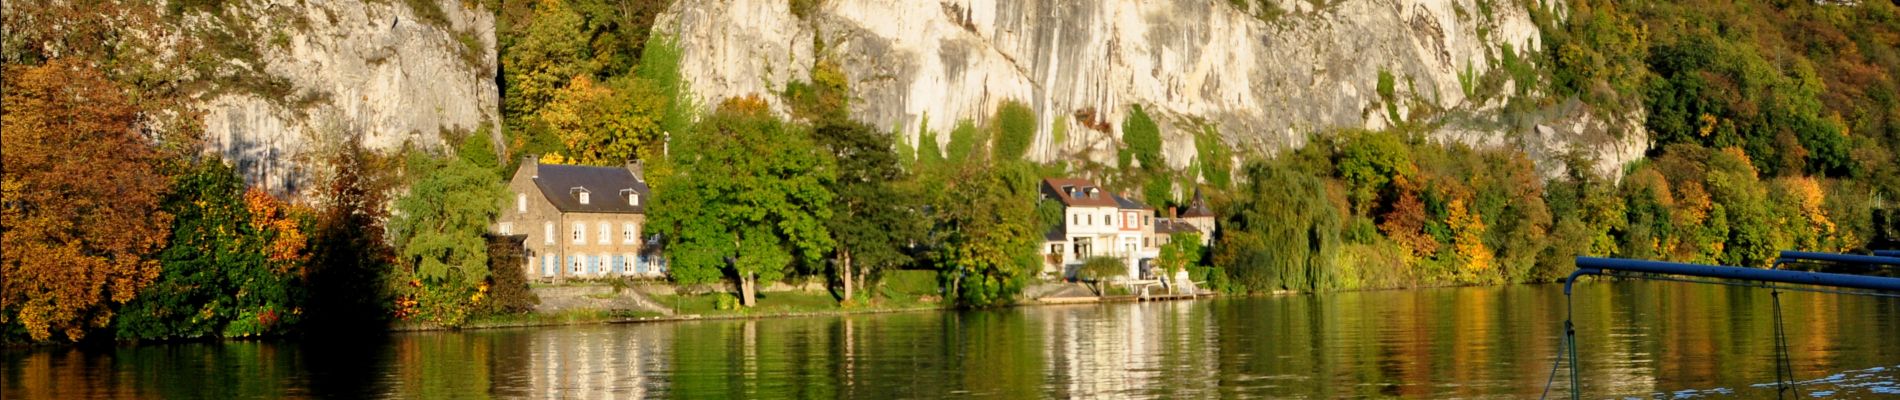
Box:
191;0;500;194
656;0;1645;181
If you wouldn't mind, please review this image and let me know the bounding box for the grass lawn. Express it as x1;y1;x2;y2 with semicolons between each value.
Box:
652;286;944;317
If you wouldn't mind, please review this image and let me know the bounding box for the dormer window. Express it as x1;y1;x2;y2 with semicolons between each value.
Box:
572;187;590;204
621;189;639;206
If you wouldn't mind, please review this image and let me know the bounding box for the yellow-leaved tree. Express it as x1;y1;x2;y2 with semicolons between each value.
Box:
1;60;173;341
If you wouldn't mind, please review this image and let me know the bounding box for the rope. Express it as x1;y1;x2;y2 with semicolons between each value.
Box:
1771;288;1800;398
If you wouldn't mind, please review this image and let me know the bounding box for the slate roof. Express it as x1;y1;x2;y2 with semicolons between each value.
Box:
1154;218;1198;234
1181;188;1214;218
1041;178;1118;207
1111;193;1152;210
532;164;650;214
1044;225;1066;242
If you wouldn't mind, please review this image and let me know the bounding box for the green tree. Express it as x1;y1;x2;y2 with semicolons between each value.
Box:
1156;232;1205;276
115;158;308;340
390;149;507;326
1120;104;1163;170
992;100;1036;160
1214;161;1341;292
1334;129;1413;216
931;160;1041;307
814;120;923;303
651;97;836;307
946;119;983;161
1076;256;1126;295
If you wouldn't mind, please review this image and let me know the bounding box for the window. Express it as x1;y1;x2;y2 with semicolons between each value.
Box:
623;223;637;244
499;222;513;235
637;254;649;273
1143;216;1150;226
517;193;527;213
570;255;582;274
1071;214;1078;226
542;255;555;277
1087;214;1092;225
579;191;590;204
573;222;585;244
545;222;555;244
614;255;628;273
1143;237;1151;248
587;255;601;274
598;222;610;245
630;193;640;206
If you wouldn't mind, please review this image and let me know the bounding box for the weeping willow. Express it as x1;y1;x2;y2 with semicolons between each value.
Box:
1217;161;1341;292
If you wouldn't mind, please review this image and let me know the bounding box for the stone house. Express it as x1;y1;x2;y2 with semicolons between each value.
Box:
495;156;664;282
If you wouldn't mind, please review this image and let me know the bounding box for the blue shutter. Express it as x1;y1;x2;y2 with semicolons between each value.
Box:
637;255;648;273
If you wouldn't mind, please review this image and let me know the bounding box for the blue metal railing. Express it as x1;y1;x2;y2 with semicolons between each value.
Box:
1567;256;1900;295
1555;253;1900;400
1778;250;1900;267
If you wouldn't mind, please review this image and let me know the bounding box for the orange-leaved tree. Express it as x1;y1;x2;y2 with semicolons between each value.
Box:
1;60;172;341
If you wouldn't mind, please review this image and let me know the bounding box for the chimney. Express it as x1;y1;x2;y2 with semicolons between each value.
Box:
1170;207;1178;219
523;154;539;179
626;159;645;181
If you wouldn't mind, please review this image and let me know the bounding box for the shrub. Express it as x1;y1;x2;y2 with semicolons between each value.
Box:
993;100;1036;160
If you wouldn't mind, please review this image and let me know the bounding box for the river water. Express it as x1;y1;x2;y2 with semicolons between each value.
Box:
6;281;1900;398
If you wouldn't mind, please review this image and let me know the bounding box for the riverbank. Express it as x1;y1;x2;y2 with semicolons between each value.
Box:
388;280;1225;333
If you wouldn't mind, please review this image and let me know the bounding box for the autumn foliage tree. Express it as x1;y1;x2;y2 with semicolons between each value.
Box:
1;61;172;341
115;158;311;340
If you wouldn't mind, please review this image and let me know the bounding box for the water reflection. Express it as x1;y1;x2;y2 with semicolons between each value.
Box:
5;281;1900;398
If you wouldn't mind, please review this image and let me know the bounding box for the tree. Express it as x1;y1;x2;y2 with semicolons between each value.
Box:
1215;161;1341;292
814;120;922;303
1335;129;1414;216
1120;105;1162;170
303;136;398;332
115;158;309;340
540;75;667;165
1076;256;1126;296
651;97;836;307
992;100;1036;160
390;151;507;326
930;160;1041;307
1156;232;1205;277
1;61;172;342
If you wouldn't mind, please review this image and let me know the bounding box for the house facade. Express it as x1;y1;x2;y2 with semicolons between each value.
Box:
1161;189;1217;246
495;156;665;282
1039;178;1159;280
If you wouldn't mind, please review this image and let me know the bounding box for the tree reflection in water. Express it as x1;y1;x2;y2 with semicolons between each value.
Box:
5;282;1900;398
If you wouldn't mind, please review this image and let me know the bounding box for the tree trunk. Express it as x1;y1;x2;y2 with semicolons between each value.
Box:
853;266;865;303
840;249;853;303
740;273;757;307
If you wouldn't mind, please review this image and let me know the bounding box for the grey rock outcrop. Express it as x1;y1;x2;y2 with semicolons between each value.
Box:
657;0;1645;182
196;0;500;195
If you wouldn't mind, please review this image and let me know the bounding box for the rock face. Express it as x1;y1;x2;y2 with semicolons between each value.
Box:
198;0;499;195
656;0;1645;180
